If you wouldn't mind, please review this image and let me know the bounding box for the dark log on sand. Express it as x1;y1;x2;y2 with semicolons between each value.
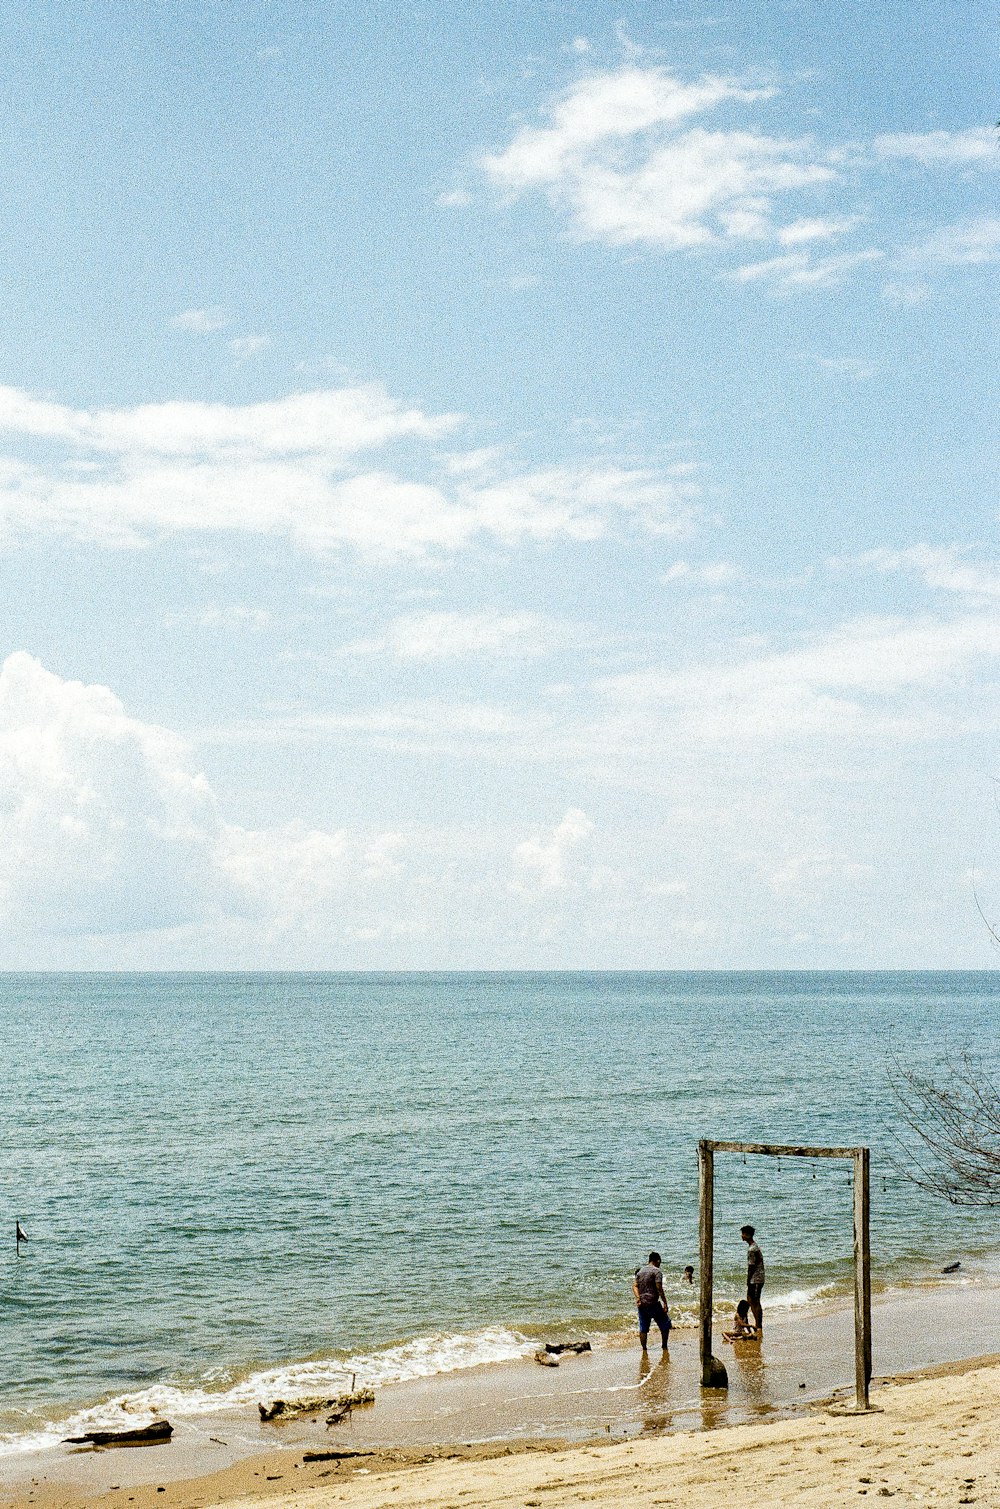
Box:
544;1341;592;1355
302;1448;375;1463
64;1421;173;1448
259;1389;374;1422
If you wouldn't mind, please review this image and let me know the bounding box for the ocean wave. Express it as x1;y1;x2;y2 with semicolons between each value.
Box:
0;1326;536;1459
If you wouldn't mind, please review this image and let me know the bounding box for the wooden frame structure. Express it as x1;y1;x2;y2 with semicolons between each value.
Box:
698;1139;873;1411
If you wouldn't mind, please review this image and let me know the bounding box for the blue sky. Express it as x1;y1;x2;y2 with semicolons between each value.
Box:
0;0;997;967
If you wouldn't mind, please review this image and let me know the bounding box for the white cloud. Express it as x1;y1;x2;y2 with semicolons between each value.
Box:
769;851;875;900
483;65;998;292
905;215;1000;267
0;383;453;456
0;385;698;557
171;307;228;332
459;462;699;541
776;215;861;245
845;545;1000;599
599;612;1000;743
0;654;465;941
873;128;1000;166
802;354;879;382
732;247;883;288
483;66;840;252
164;604;273;629
485;66;770;188
483;65;841;252
662;559;743;585
881;278;931;307
0;656;684;961
0;652;226;934
513;807;594;892
229;334;271;360
351;610;562;660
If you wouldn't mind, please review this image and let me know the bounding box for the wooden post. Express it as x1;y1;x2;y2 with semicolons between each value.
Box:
853;1147;872;1410
698;1139;728;1389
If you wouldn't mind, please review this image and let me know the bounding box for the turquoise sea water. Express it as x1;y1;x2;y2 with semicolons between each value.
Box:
2;971;998;1450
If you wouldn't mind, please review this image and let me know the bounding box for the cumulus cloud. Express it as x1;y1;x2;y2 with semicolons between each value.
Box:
0;385;699;557
0;655;673;959
0;652;226;934
513;807;595;892
0;654;451;942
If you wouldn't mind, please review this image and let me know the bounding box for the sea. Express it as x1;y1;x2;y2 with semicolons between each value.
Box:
2;971;998;1455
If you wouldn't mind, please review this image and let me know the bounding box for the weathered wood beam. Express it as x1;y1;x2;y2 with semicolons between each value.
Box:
853;1146;873;1410
698;1138;728;1389
64;1421;172;1448
707;1141;861;1159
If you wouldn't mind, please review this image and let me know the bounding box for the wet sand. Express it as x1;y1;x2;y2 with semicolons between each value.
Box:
3;1280;998;1509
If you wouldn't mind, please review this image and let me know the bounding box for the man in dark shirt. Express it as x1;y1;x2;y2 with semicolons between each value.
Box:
632;1250;671;1352
741;1224;765;1335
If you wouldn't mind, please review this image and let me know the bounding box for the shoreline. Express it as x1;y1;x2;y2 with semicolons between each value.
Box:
4;1351;1000;1509
2;1277;997;1509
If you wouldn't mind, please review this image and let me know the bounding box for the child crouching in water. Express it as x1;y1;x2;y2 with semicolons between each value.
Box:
723;1299;756;1341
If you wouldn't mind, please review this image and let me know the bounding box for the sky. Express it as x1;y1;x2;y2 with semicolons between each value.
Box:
0;0;997;969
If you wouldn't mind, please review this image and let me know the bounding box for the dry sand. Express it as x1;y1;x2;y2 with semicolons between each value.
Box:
9;1357;998;1509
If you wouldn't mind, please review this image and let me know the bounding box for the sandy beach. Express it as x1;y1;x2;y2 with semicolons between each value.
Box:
6;1354;999;1509
5;1281;997;1509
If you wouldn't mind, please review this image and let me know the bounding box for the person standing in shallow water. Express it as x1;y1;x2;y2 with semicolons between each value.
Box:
741;1224;765;1335
632;1251;671;1352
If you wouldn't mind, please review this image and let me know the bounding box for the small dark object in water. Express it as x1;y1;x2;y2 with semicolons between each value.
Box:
544;1341;592;1355
302;1448;375;1463
64;1421;173;1448
942;1261;961;1274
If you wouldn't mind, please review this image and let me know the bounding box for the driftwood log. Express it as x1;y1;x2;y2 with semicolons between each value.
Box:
544;1341;591;1355
259;1389;374;1422
533;1350;559;1367
302;1448;375;1463
64;1421;173;1448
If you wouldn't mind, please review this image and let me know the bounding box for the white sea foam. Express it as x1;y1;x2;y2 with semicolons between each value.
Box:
0;1327;536;1459
762;1284;839;1312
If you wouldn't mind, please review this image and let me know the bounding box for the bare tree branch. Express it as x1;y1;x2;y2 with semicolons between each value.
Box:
887;1048;1000;1208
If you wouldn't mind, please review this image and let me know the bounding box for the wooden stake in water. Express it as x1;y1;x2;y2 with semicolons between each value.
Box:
15;1220;27;1256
